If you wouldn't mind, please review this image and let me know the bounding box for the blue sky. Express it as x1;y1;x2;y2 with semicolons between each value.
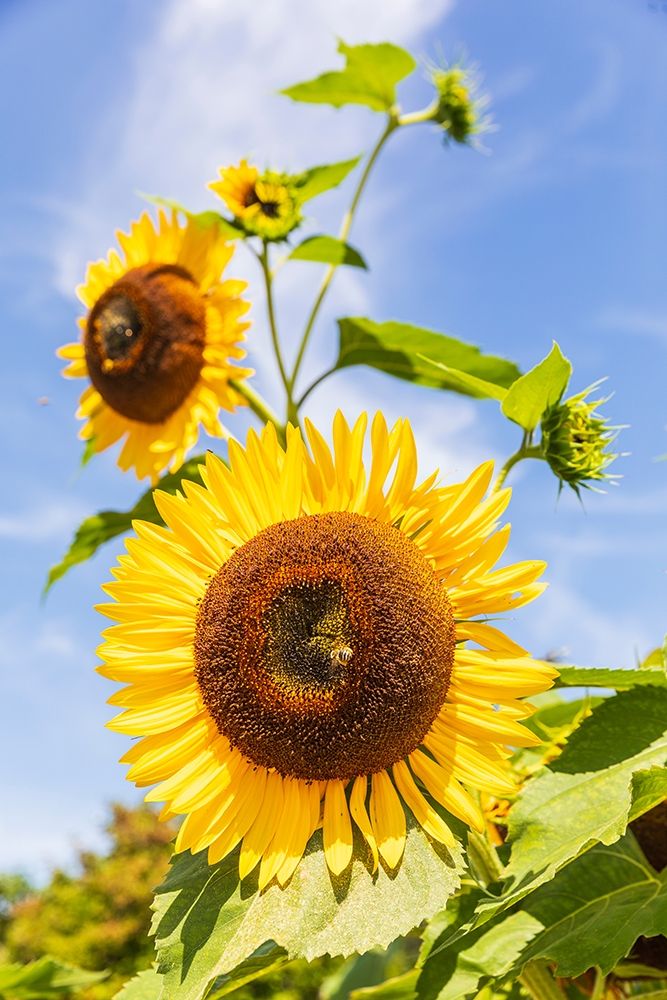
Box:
2;0;666;877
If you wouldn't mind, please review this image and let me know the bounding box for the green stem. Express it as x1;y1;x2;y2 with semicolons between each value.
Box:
229;379;286;446
259;240;291;408
287;113;399;415
590;966;606;1000
466;829;504;888
493;441;543;492
519;961;568;1000
397;101;439;127
296;366;338;409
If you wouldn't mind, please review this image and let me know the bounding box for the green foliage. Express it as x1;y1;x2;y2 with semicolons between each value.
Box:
288;236;367;268
113;969;162;1000
556;665;667;689
152;824;463;1000
281;41;415;112
475;688;667;925
0;957;106;999
292;158;361;202
5;806;175;1000
45;456;205;591
500;342;571;432
335;318;520;399
417;833;667;997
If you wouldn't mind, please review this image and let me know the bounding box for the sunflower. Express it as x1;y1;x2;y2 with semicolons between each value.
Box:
98;413;555;888
208;160;301;241
58;211;251;481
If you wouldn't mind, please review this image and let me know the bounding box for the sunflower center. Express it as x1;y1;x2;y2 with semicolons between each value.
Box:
194;511;455;780
84;263;206;425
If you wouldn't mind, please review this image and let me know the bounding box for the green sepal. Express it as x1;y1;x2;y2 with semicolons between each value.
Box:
289;236;367;268
293;157;362;202
152;823;463;1000
45;455;206;592
500;342;571;431
335;318;520;399
281;41;416;112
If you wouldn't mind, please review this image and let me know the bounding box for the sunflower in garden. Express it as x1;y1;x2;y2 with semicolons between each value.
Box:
58;211;251;481
98;412;555;889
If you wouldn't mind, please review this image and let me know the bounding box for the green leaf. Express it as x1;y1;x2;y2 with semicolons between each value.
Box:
205;943;287;999
475;688;667;925
294;157;362;202
152;823;463;1000
45;456;206;592
418;833;667;995
289;236;367;268
500;342;571;431
350;971;419;999
114;969;163;1000
321;945;408;1000
335;318;520;400
0;956;106;999
281;40;416;111
556;665;667;689
139;194;243;239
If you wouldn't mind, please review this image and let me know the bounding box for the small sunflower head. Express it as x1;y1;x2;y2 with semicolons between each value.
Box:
541;384;620;494
209;160;302;241
428;63;489;145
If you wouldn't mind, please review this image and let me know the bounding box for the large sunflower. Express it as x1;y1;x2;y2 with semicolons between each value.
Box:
58;211;251;481
98;413;555;888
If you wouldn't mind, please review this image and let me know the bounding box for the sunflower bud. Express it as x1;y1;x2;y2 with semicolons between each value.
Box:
540;385;620;494
429;65;487;145
208;160;301;241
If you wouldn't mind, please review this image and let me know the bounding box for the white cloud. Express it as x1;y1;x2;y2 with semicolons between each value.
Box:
596;305;667;343
0;498;88;542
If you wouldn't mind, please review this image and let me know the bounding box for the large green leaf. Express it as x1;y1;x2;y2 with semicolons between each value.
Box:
556;665;667;689
281;41;416;111
0;956;106;999
152;824;463;1000
45;456;206;591
289;236;367;268
475;688;667;925
500;342;571;431
294;157;361;202
114;969;163;1000
335;319;520;400
418;833;667;997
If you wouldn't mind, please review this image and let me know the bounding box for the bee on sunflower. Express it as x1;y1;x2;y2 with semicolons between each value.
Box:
97;412;556;889
58;211;251;481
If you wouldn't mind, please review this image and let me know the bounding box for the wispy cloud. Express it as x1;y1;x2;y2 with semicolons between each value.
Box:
596;305;667;344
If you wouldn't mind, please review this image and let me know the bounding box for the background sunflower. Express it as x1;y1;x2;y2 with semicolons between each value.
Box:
58;211;251;481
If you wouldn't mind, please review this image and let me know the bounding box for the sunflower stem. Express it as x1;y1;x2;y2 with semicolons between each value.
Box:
287;113;399;407
493;438;543;492
229;379;286;446
259;240;292;417
466;829;504;887
519;961;568;1000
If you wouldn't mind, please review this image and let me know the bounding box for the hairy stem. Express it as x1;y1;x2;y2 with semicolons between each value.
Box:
493;440;543;492
287;114;399;416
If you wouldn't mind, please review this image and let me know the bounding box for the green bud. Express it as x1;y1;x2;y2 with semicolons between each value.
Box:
429;64;488;145
540;384;621;494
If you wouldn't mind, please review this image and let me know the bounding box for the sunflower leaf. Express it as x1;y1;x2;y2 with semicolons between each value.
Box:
0;956;107;997
473;688;667;927
114;968;163;999
152;824;463;1000
556;664;667;689
500;341;572;431
417;833;667;995
44;456;206;592
335;318;520;399
293;157;362;202
289;236;367;268
281;41;416;112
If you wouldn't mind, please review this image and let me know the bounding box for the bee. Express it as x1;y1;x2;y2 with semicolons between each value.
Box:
331;645;353;666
